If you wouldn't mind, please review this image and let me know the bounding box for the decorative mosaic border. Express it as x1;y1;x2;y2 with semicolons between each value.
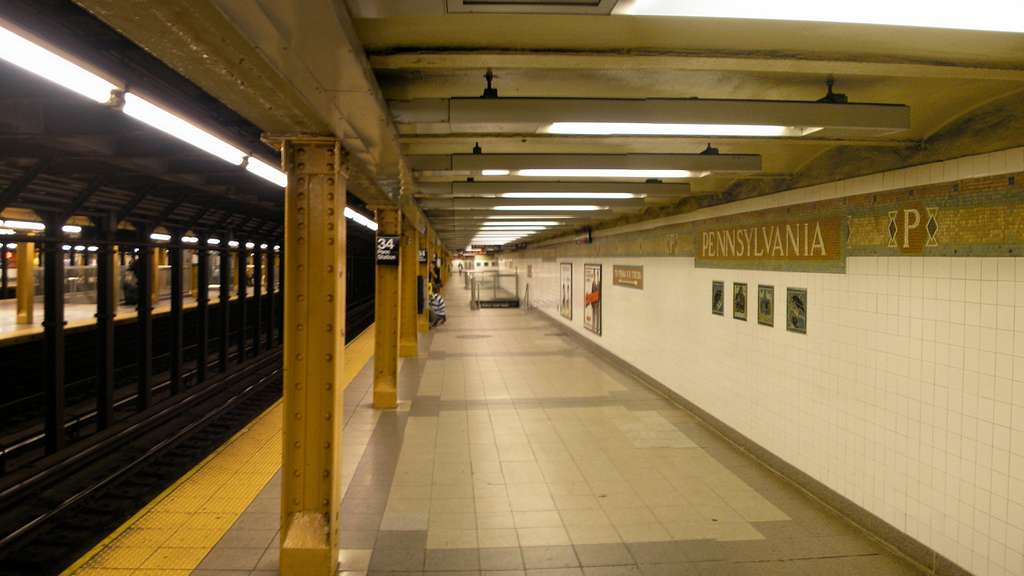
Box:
522;172;1023;273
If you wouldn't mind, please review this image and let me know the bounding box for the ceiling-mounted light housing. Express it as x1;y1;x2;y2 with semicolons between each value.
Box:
123;93;247;166
0;24;118;104
613;0;1024;33
412;153;760;180
391;97;910;138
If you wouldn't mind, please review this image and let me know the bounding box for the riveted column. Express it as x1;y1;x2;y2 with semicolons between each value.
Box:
149;245;160;307
417;229;429;333
280;138;346;576
169;233;184;395
218;234;231;371
43;215;66;454
372;206;400;408
196;237;210;383
265;246;276;349
16;242;34;324
399;215;419;357
95;214;116;430
237;243;248;363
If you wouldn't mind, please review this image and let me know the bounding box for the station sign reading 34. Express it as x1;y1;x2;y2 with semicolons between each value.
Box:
376;235;400;265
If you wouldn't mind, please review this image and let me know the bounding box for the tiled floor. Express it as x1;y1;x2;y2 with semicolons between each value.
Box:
194;285;925;576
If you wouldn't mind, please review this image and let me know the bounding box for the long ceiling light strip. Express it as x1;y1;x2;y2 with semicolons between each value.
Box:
515;169;703;179
0;25;117;103
502;192;636;199
344;207;379;232
613;0;1024;33
493;205;604;212
122;93;247;166
544;122;820;137
0;23;289;188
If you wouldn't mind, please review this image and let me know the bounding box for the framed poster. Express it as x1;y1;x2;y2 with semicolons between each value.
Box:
559;262;573;320
712;281;724;316
787;288;807;334
733;283;748;321
583;264;602;335
757;285;774;327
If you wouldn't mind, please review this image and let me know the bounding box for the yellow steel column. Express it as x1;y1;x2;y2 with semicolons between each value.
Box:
417;230;429;333
15;242;34;324
280;138;346;576
112;246;121;310
399;215;419;357
149;247;160;306
372;206;400;408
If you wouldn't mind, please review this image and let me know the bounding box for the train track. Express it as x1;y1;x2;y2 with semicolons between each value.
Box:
0;351;283;576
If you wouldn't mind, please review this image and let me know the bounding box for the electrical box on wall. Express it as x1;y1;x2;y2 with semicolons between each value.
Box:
575;227;593;245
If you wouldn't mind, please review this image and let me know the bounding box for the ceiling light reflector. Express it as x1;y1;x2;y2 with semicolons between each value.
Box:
502;192;636;199
0;25;117;103
544;122;821;137
246;158;288;187
493;205;604;211
516;169;704;179
481;169;510;176
123;93;246;166
614;0;1024;33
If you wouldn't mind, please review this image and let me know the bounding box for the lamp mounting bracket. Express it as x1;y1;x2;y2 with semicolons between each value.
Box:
481;69;498;98
817;77;848;104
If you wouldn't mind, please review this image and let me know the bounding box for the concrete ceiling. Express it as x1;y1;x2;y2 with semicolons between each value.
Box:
68;1;1024;250
348;5;1024;248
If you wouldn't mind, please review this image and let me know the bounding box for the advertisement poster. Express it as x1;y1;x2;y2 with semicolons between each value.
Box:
560;262;573;320
583;264;602;335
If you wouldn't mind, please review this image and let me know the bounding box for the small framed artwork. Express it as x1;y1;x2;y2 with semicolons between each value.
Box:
787;288;807;334
757;285;774;327
733;283;748;321
712;281;724;316
559;262;573;320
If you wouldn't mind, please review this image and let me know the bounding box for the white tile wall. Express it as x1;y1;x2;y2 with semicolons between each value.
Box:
505;147;1024;576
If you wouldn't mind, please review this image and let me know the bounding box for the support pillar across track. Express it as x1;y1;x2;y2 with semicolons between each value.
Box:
399;215;419;357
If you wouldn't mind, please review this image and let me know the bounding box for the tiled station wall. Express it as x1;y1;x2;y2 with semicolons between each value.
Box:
503;146;1024;576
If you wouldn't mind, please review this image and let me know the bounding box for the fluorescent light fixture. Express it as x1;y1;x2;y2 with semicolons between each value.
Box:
181;235;199;244
343;207;379;232
260;243;268;250
493;205;604;211
208;238;222;246
477;226;548;230
0;25;118;103
123;93;246;166
544;122;821;137
483;220;562;226
481;169;510;176
613;0;1024;33
5;243;16;249
245;241;256;249
2;220;46;231
150;232;172;242
246;157;287;187
502;192;636;199
74;245;86;252
0;228;14;235
273;245;280;251
228;240;240;248
487;216;573;221
87;246;99;252
517;169;703;179
62;244;72;251
62;224;83;233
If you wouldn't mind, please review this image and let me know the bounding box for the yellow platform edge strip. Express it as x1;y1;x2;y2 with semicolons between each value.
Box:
62;324;376;576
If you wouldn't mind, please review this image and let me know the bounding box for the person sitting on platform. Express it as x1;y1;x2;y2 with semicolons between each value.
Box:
429;283;447;327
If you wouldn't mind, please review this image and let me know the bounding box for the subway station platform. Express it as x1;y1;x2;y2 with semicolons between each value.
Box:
65;286;922;576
